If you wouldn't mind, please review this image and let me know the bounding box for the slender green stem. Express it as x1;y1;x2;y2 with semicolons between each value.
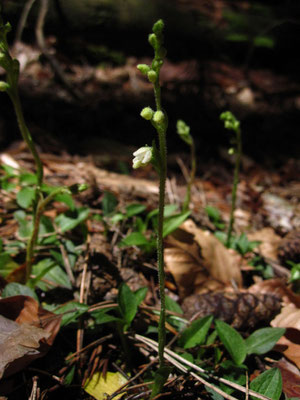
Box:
183;139;196;213
9;92;43;193
153;63;167;370
226;128;241;247
25;187;68;282
156;126;167;368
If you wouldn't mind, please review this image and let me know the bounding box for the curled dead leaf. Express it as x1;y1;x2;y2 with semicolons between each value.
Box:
247;227;281;260
0;296;61;378
165;220;242;297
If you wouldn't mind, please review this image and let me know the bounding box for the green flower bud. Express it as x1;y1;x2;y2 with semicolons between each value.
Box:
152;19;164;35
158;47;167;59
0;81;9;91
220;111;240;133
140;107;154;120
148;33;157;48
152;59;163;70
147;70;157;83
153;110;165;124
137;64;150;74
176;119;192;145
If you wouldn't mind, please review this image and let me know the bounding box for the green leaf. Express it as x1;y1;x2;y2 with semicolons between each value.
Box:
179;315;213;349
150;366;171;399
134;287;148;306
250;368;282;400
101;191;118;216
0;253;19;277
215;319;246;365
54;192;75;211
220;361;246;395
14;210;32;238
165;295;183;315
147;204;178;221
2;282;38;301
245;327;285;355
226;33;249;42
163;211;191;237
118;283;138;326
205;205;221;222
55;207;89;232
16;186;35;208
51;301;89;327
253;35;274;48
31;258;72;290
233;233;260;255
64;365;76;386
125;203;146;218
19;172;37;185
119;232;150;247
91;309;121;325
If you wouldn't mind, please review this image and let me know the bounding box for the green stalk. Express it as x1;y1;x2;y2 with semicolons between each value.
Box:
183;138;196;213
8;92;44;196
25;187;68;282
226;127;241;247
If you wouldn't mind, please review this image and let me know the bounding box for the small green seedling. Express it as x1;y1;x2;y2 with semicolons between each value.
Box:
176;119;196;212
220;111;242;247
205;205;225;230
287;261;300;293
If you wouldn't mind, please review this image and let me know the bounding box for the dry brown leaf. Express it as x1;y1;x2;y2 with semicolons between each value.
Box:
269;297;300;368
165;233;222;297
249;278;300;307
247;227;281;260
0;315;49;379
0;296;61;378
277;359;300;398
272;303;300;330
165;220;242;297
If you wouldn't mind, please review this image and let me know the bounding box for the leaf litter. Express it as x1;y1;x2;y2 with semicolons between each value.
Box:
1;141;300;399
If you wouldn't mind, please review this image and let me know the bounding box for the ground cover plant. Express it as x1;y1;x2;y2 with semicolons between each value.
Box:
1;10;300;400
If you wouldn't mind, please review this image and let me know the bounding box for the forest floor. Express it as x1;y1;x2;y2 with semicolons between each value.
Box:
1;34;300;400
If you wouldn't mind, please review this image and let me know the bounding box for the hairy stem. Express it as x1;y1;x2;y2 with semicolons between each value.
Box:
154;81;167;369
226;128;241;247
183;139;196;212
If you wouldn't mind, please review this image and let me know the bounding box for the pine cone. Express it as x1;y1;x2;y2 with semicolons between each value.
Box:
181;291;281;330
278;230;300;264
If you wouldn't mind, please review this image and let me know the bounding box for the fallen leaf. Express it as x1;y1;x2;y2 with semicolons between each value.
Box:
165;220;242;297
249;278;300;307
0;314;49;379
0;296;61;378
277;358;300;398
84;371;128;400
271;304;300;368
247;227;281;260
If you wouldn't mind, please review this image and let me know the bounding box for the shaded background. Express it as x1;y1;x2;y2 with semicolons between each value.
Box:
1;0;300;165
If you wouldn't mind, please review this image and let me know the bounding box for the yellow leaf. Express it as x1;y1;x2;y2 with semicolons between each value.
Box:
84;372;128;400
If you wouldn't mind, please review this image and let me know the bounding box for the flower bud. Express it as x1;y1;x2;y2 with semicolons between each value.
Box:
148;33;157;48
137;64;150;74
140;107;154;120
153;110;165;124
158;47;167;59
152;19;164;35
132;146;153;169
147;70;157;83
0;81;9;91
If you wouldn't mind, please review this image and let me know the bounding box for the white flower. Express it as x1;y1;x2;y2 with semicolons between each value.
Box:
132;146;153;169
